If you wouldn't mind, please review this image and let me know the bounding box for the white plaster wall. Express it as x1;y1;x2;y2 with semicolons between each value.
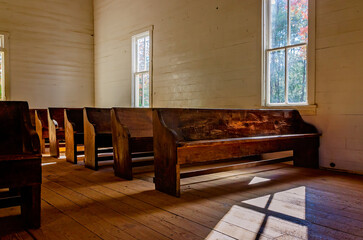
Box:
0;0;94;108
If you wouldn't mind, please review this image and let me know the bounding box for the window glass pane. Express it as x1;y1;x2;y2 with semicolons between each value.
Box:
137;38;146;72
269;49;286;104
143;73;150;107
288;46;307;103
135;73;143;107
290;0;308;45
145;36;150;71
270;0;288;48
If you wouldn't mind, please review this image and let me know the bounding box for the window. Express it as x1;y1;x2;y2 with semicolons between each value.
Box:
132;28;153;108
263;0;314;106
0;33;8;100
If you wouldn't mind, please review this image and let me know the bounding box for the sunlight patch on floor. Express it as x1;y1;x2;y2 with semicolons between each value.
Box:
248;176;271;185
41;162;57;166
207;186;308;239
242;186;306;220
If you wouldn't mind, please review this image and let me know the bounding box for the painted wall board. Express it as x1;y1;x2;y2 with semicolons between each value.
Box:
0;0;94;108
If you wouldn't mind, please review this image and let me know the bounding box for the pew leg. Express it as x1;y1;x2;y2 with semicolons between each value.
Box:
73;142;78;164
66;137;76;164
41;139;46;154
94;149;99;170
293;138;319;168
50;139;60;158
114;154;132;180
114;144;132;180
154;163;180;197
85;145;98;170
21;185;41;229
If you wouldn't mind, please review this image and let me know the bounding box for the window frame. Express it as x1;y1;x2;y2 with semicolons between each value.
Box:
131;26;153;108
0;32;9;101
262;0;316;109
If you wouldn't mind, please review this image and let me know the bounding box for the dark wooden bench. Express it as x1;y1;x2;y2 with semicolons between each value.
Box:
0;101;42;228
84;108;113;170
35;109;49;153
111;108;154;180
153;108;321;197
65;108;84;164
48;108;66;158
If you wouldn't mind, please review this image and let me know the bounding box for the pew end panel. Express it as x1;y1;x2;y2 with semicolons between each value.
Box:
65;109;84;164
111;108;154;180
84;108;97;170
0;101;42;228
153;110;181;197
35;109;48;154
65;110;75;163
111;109;132;179
48;109;59;158
83;108;113;170
48;108;67;158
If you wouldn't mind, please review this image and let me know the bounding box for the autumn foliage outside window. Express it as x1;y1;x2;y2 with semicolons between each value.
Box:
265;0;309;105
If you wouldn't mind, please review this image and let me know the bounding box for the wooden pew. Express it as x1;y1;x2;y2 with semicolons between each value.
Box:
84;108;113;170
48;108;66;158
35;109;49;153
65;108;84;164
153;108;321;197
0;101;41;228
111;108;154;180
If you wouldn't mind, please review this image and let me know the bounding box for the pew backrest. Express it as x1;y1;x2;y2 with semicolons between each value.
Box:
84;108;112;133
35;109;48;131
0;101;40;155
112;108;153;138
156;108;318;141
64;109;84;133
48;108;66;129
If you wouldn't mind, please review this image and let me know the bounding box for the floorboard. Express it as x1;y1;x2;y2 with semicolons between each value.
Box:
1;155;363;240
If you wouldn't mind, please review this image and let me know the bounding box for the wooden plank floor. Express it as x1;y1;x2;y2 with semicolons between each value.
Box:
1;154;363;240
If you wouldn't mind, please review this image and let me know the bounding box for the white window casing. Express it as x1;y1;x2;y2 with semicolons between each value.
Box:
262;0;316;114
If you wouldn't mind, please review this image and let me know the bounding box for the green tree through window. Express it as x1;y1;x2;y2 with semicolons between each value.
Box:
266;0;308;105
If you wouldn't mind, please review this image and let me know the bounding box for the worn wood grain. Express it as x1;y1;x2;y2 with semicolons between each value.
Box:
65;109;84;164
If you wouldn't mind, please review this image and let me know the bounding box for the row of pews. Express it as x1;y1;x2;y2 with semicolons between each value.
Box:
1;101;321;228
31;106;321;197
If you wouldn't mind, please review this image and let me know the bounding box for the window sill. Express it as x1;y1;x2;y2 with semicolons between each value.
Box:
261;104;317;116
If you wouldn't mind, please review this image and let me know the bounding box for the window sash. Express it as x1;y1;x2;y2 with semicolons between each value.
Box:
132;28;152;108
264;0;310;106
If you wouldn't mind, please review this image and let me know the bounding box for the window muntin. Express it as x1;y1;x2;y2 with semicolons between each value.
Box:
132;32;151;108
265;0;309;106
